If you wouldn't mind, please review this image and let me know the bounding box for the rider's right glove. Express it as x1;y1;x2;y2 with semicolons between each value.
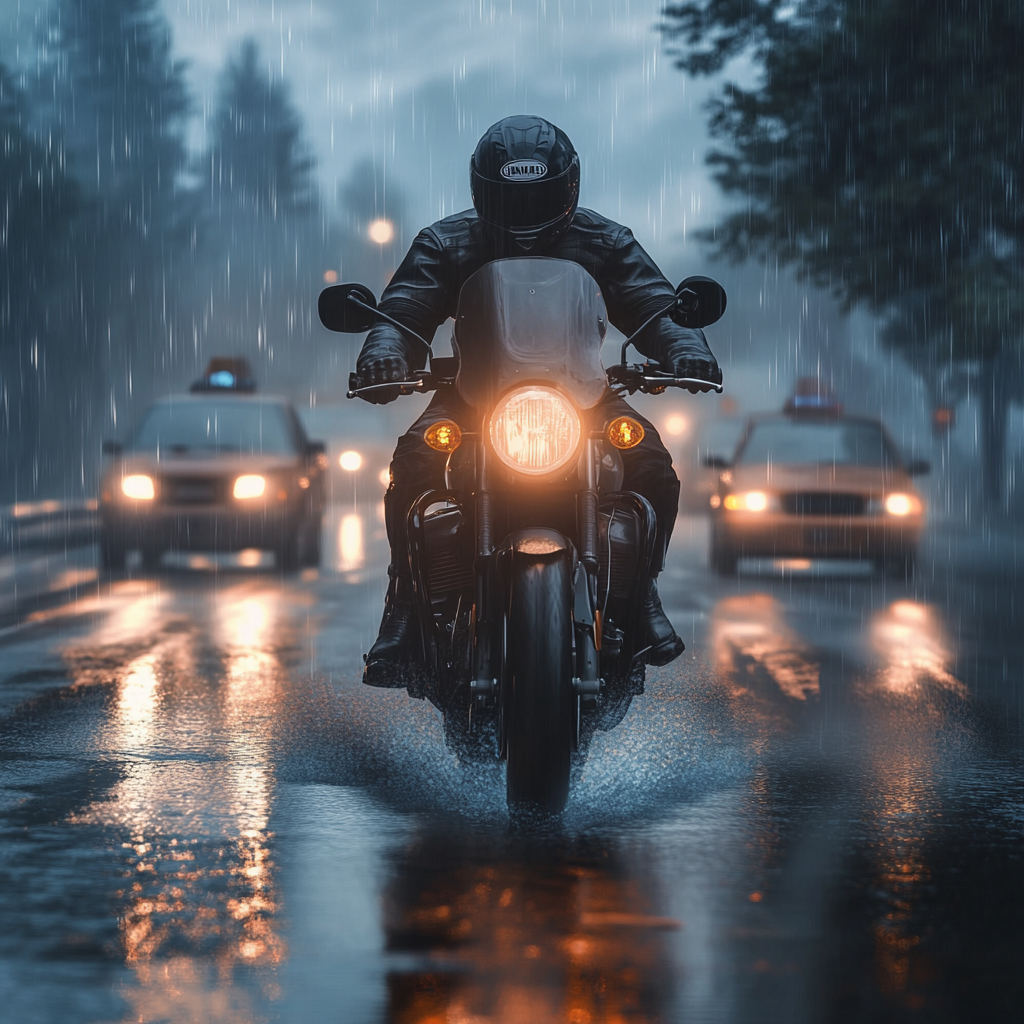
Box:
354;354;410;405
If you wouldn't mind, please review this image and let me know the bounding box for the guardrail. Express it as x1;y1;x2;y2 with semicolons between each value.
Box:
0;499;100;556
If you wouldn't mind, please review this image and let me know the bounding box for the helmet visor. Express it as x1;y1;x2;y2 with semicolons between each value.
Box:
472;162;579;234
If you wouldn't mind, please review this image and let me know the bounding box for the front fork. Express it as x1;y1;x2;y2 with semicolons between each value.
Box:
470;436;604;748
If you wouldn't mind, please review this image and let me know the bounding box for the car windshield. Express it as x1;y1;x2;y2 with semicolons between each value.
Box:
131;400;296;455
737;419;898;468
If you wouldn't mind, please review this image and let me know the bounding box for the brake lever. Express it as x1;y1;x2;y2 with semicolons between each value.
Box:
346;376;428;400
649;376;724;394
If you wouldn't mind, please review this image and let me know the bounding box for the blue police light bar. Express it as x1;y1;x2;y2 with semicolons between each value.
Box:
189;358;257;393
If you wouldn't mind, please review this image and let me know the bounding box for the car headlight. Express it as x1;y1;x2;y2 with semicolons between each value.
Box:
234;474;266;499
121;475;155;500
488;386;582;476
884;492;921;516
723;490;771;512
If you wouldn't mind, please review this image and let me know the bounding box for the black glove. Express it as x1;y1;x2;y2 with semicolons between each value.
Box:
669;354;722;394
354;355;410;405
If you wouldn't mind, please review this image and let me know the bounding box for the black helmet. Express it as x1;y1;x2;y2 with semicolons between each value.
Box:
470;115;580;252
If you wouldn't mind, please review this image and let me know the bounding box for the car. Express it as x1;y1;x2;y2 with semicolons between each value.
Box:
98;361;327;572
707;383;929;576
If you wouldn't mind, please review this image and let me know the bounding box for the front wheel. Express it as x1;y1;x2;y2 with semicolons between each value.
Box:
503;554;575;813
99;531;126;572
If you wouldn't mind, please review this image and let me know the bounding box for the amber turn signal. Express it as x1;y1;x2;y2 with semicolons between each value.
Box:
607;416;645;449
424;420;462;452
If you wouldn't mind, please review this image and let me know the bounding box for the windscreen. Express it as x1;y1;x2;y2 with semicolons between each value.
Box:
454;258;608;408
737;419;898;468
131;400;297;455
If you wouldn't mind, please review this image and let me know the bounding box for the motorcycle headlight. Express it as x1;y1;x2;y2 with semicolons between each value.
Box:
488;386;582;477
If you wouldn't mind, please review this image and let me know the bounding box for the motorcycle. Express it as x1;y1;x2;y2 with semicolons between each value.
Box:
319;258;725;812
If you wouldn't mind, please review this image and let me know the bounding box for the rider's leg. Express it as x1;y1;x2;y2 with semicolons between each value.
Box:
364;394;459;683
601;394;685;667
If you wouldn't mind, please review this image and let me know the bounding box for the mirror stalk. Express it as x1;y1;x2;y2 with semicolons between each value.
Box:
346;294;433;353
618;301;677;364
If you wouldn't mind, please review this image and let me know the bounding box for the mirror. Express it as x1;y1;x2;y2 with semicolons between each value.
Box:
428;355;459;380
672;276;727;329
905;458;931;476
703;454;731;469
101;439;123;456
318;283;379;333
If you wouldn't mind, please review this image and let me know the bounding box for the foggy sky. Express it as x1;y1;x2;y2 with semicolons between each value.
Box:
2;0;722;275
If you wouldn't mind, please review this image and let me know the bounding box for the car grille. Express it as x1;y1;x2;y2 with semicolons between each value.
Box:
781;492;866;516
162;476;225;506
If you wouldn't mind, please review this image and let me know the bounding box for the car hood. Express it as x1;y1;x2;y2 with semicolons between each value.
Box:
728;463;916;496
105;452;300;477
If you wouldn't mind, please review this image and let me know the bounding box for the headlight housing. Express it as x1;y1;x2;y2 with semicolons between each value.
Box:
234;474;267;500
488;386;582;477
883;492;921;516
121;475;155;500
722;490;773;512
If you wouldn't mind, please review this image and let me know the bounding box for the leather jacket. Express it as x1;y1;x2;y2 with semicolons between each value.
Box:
356;207;720;379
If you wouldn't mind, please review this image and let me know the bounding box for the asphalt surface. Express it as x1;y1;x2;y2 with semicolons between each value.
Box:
0;502;1021;1024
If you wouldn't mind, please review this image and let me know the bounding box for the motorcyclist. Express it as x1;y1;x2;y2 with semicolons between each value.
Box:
356;115;722;685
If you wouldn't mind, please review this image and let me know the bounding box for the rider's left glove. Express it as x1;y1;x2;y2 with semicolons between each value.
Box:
669;354;723;394
355;355;410;405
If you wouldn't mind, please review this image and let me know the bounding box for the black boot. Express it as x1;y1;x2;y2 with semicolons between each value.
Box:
641;577;685;666
363;575;417;687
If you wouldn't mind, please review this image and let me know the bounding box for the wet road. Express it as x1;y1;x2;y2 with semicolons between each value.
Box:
1;503;1022;1024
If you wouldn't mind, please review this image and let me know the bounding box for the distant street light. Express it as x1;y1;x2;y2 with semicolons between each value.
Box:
339;450;363;471
665;414;688;436
323;269;338;283
368;219;394;245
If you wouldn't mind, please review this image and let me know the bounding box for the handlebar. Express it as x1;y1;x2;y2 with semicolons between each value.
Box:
346;364;723;400
605;363;724;395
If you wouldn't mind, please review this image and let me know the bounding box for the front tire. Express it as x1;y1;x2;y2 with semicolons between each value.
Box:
275;530;301;573
301;514;322;568
503;555;575;813
710;541;738;575
99;532;126;572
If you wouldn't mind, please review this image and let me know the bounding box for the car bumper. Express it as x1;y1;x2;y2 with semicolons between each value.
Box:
712;513;924;559
100;507;300;552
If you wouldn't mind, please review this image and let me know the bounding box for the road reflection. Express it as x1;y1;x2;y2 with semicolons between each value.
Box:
859;598;967;1011
337;511;366;574
64;581;293;1022
711;593;820;702
870;600;965;696
383;832;679;1024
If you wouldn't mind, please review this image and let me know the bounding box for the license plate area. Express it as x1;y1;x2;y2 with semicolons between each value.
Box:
805;526;846;547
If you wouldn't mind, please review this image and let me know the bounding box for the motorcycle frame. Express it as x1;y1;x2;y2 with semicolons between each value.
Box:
404;411;659;745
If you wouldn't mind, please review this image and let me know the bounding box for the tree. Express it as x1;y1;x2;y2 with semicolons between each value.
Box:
661;0;1024;504
32;0;194;489
192;38;327;394
0;63;80;499
206;38;315;218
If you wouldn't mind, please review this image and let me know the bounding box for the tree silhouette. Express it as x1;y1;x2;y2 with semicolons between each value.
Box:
34;0;194;489
191;37;328;394
662;0;1024;503
0;63;80;498
206;38;315;217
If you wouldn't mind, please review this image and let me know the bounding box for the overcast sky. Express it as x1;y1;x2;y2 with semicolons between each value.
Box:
171;0;724;273
2;0;724;276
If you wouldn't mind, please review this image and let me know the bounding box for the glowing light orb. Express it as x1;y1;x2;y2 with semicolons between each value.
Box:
665;414;688;436
368;219;394;245
339;450;363;472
